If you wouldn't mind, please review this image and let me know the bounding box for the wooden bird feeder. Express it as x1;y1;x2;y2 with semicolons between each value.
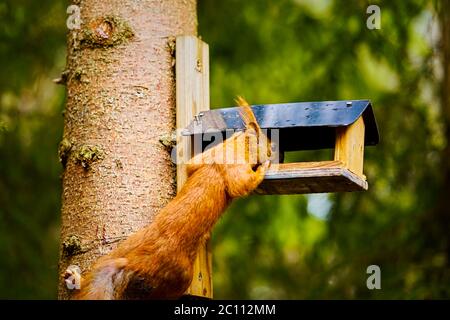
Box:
182;100;379;195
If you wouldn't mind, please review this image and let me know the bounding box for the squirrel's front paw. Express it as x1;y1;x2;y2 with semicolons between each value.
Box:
225;161;270;198
253;160;270;184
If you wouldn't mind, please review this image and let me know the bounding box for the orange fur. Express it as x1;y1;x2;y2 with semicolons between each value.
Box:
74;97;270;300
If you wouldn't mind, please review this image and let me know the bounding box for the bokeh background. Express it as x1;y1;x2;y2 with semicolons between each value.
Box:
1;0;449;299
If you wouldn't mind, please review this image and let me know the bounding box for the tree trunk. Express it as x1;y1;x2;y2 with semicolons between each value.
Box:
58;0;197;299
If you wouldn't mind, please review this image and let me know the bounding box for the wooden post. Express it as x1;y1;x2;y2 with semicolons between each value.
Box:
176;36;212;298
334;117;365;178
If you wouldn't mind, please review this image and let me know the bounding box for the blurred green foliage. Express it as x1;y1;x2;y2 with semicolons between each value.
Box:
200;0;449;299
0;0;449;299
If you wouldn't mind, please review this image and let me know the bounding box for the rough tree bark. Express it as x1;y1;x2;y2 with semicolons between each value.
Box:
58;0;197;299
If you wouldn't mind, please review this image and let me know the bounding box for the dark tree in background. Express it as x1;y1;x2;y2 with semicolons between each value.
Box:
0;0;449;299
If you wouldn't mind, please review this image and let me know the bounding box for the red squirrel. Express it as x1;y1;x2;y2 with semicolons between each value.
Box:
67;97;271;299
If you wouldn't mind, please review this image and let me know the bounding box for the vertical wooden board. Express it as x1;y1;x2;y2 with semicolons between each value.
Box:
176;36;212;298
334;117;365;177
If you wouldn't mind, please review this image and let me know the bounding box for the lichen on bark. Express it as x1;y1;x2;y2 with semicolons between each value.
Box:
159;131;177;149
62;235;83;256
58;138;73;168
74;145;104;169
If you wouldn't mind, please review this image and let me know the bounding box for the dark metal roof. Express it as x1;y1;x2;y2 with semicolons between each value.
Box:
182;100;379;151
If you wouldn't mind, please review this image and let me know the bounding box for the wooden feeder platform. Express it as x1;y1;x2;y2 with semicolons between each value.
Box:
255;161;367;195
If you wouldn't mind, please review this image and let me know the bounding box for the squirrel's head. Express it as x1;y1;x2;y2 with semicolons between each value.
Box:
187;97;273;176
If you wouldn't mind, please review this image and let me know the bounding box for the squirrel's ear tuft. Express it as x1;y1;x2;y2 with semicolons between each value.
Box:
236;96;258;131
235;96;249;107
